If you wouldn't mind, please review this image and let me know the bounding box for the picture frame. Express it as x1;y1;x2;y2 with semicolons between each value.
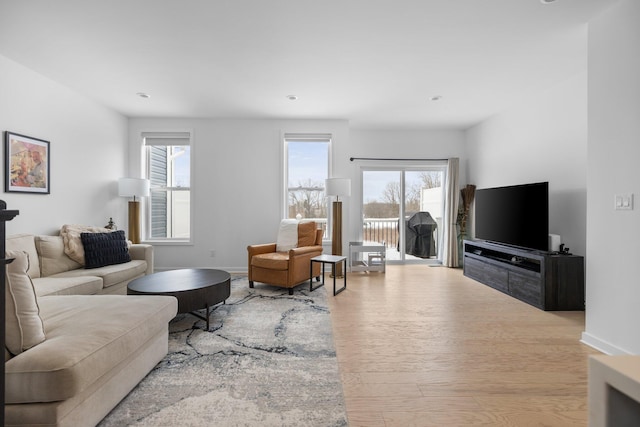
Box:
4;131;50;194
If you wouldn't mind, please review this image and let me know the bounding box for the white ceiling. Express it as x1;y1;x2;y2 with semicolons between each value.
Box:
0;0;618;130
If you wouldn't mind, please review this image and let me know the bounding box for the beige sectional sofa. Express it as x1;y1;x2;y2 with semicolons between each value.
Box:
4;232;178;427
7;233;153;296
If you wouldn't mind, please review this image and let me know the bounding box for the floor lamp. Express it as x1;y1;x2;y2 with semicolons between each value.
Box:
326;178;351;277
118;178;150;244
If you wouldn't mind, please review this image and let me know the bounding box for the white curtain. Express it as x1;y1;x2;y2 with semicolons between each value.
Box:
442;158;460;267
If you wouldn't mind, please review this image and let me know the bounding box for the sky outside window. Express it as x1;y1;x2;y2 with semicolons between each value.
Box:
172;146;190;187
287;142;328;187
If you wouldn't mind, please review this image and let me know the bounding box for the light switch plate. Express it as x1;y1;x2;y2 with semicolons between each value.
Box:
615;194;634;210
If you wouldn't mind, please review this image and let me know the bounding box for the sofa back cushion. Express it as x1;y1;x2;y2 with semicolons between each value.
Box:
35;235;82;277
5;250;46;355
6;234;40;279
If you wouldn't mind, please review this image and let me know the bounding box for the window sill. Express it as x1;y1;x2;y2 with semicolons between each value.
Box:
142;239;193;246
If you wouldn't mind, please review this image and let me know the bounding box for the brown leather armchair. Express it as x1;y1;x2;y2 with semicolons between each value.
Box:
247;221;324;295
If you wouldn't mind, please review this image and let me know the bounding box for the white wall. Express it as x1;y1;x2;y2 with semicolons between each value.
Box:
128;118;350;271
465;71;588;257
0;54;128;236
128;120;465;271
582;0;640;355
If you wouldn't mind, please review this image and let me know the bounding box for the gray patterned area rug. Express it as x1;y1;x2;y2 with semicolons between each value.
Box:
99;276;348;427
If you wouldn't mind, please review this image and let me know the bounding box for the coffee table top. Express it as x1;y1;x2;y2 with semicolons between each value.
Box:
127;268;230;294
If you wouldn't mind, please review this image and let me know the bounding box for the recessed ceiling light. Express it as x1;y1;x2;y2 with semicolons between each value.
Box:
286;95;298;101
540;0;557;4
430;95;442;101
136;92;150;99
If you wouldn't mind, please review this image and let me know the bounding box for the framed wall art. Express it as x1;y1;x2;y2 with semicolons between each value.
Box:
4;131;50;194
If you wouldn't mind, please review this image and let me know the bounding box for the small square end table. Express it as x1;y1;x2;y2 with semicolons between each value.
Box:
310;254;347;296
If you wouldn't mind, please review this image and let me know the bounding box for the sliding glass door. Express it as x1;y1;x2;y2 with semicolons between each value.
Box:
362;165;445;264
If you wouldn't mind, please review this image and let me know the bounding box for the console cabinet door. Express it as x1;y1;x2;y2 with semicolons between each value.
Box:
508;271;542;309
464;257;509;294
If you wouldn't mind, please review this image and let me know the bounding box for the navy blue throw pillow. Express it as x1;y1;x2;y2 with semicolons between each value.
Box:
81;230;131;269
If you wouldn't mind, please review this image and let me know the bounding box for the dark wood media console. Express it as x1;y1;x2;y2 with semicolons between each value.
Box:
463;239;584;311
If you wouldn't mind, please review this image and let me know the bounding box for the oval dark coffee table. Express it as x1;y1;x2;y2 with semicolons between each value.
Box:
127;268;231;330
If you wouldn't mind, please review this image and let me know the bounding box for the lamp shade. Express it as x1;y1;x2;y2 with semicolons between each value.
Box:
325;178;351;197
118;178;150;198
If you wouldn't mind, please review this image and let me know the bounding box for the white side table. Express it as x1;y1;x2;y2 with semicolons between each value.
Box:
349;241;386;273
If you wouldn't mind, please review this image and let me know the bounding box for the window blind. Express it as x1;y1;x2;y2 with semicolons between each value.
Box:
283;133;332;143
142;131;191;146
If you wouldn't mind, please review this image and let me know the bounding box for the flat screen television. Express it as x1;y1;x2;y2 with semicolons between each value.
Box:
474;182;549;252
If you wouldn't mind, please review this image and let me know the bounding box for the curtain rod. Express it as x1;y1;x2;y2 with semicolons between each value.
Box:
350;157;449;162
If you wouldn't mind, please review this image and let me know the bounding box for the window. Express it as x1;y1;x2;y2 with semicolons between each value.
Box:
284;133;330;235
143;131;191;242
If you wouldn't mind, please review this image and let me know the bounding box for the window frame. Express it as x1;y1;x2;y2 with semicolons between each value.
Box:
142;130;194;245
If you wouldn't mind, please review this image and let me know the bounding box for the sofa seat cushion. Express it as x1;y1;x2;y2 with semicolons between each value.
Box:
51;260;147;288
32;276;103;297
5;294;178;404
251;251;289;270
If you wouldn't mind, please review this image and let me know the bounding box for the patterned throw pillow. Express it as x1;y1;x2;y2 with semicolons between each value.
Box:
81;230;131;269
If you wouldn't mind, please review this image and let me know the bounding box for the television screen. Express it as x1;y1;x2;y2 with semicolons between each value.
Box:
474;182;549;252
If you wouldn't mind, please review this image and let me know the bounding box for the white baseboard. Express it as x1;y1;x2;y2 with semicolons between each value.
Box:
581;331;631;355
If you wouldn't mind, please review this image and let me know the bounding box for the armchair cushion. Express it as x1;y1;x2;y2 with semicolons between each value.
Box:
297;221;317;247
251;252;289;270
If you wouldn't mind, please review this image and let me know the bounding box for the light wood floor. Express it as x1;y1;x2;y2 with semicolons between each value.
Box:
325;265;600;427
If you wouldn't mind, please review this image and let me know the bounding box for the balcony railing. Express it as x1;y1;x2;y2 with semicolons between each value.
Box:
307;217;440;255
362;218;401;248
305;218;397;246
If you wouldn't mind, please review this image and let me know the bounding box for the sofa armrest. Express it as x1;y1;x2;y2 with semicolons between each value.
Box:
129;244;154;275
